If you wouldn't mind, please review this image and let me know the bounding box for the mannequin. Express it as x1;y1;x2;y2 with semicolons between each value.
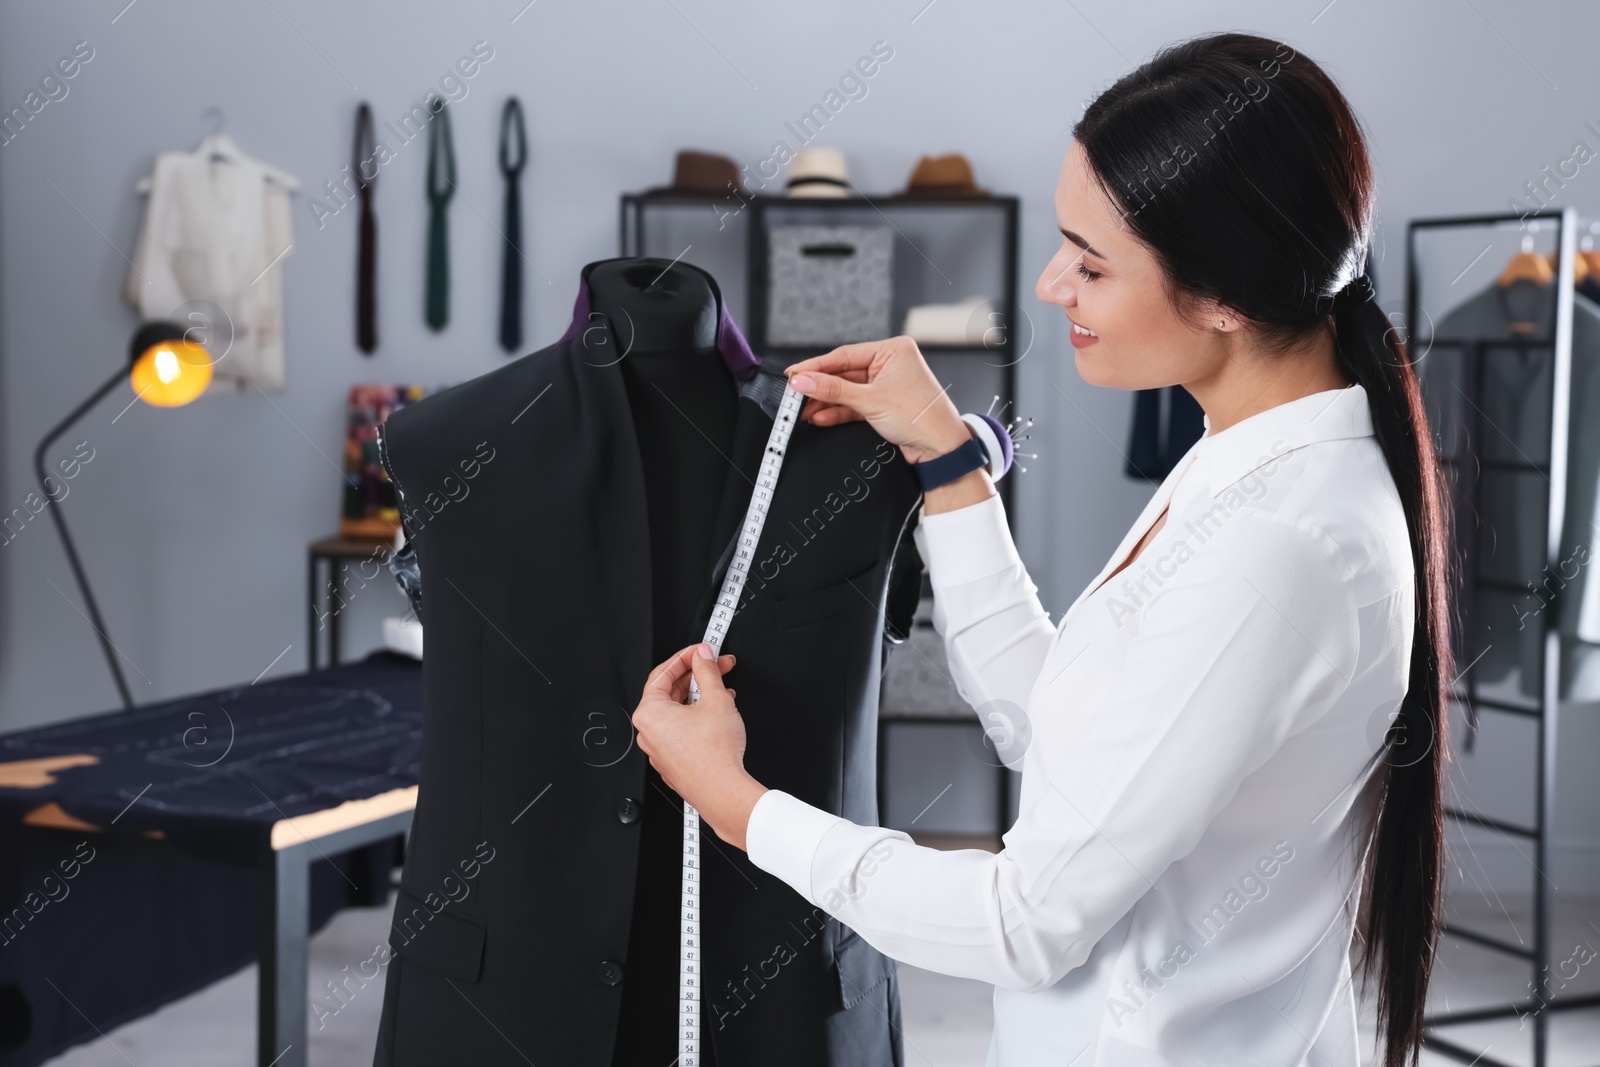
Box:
587;258;721;357
371;258;916;1067
589;259;734;1066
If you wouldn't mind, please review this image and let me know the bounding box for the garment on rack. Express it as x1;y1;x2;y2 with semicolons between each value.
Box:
1124;385;1205;481
498;97;526;353
369;260;924;1067
1424;280;1600;702
1580;273;1600;307
124;132;294;390
354;102;378;354
425;99;454;332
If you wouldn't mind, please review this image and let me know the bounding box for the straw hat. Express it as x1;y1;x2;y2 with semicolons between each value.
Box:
786;147;851;198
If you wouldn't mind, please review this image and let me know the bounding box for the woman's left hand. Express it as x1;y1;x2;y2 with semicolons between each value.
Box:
631;643;769;851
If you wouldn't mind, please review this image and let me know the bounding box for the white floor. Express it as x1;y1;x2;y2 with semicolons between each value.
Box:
40;888;1600;1066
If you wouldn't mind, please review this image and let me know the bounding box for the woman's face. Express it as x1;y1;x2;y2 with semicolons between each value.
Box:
1036;141;1225;390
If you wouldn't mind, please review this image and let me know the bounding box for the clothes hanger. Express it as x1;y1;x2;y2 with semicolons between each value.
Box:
1543;222;1593;283
1498;230;1554;287
1581;223;1600;279
133;106;301;194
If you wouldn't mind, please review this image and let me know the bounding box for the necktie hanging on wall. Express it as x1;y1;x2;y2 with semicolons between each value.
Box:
425;97;455;332
353;102;378;353
498;97;527;353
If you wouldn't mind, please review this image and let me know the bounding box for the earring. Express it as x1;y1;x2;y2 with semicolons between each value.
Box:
1217;319;1226;329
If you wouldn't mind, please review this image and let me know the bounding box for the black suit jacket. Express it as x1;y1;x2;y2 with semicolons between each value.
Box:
370;317;923;1065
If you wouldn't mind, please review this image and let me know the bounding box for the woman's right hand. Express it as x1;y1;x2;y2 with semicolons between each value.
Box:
785;336;972;465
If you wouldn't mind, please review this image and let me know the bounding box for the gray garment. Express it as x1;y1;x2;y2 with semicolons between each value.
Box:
1424;281;1600;702
386;535;422;620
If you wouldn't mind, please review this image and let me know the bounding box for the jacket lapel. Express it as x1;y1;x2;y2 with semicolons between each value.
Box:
578;321;774;680
571;334;656;695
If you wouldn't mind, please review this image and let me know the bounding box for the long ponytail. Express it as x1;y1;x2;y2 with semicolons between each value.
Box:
1076;34;1450;1067
1333;288;1450;1065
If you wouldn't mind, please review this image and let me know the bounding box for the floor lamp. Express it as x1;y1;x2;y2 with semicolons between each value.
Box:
34;321;213;709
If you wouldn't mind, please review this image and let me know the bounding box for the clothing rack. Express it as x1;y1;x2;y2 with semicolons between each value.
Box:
1408;206;1600;1066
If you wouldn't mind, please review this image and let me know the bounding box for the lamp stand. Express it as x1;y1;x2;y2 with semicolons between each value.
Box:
34;364;136;709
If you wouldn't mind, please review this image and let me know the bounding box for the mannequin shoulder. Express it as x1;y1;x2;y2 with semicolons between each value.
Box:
382;343;570;480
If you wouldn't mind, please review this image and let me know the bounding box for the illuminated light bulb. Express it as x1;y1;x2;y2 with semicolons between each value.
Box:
129;337;213;407
154;348;180;383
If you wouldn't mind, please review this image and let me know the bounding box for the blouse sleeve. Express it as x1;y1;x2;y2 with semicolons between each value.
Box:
912;494;1057;767
748;509;1361;992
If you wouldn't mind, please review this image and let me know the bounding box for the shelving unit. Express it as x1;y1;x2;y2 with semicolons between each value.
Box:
1408;206;1600;1067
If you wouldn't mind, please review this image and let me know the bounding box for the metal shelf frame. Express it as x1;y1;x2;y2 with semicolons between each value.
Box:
1407;206;1596;1067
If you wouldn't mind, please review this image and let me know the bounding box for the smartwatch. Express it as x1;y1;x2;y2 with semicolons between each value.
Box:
915;412;1011;492
913;413;1013;491
915;434;991;491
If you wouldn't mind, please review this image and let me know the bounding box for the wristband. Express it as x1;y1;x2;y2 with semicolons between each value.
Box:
962;413;1012;481
915;435;991;491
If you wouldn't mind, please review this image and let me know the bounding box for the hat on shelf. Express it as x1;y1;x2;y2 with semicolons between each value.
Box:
643;149;742;198
897;153;989;199
785;147;851;197
902;295;998;345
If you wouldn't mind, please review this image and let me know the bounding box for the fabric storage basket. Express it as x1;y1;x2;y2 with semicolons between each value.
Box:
767;225;893;346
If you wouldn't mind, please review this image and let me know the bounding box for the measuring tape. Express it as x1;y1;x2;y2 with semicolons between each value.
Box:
678;380;805;1066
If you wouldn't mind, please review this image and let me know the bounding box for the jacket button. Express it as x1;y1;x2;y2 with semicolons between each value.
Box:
597;960;624;986
617;797;640;824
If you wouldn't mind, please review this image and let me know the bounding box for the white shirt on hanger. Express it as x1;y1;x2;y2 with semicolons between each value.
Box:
747;383;1414;1067
124;133;295;391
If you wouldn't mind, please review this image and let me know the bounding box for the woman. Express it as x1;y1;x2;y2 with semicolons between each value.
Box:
633;32;1449;1067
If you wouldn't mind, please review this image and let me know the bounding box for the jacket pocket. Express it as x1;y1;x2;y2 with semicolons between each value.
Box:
388;889;487;984
775;564;877;632
833;927;894;1011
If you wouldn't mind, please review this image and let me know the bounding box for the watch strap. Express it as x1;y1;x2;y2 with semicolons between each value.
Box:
915;435;991;491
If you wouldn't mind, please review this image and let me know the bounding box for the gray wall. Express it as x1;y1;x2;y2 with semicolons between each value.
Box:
3;1;1599;888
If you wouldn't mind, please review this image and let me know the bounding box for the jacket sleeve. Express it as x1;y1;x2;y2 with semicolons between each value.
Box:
911;493;1056;766
748;509;1360;991
882;500;925;644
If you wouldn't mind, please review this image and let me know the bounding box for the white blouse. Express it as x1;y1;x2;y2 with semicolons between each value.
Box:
125;133;294;391
746;383;1415;1066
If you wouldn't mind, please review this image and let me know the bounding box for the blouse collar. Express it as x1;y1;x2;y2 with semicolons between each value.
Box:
1183;383;1375;502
